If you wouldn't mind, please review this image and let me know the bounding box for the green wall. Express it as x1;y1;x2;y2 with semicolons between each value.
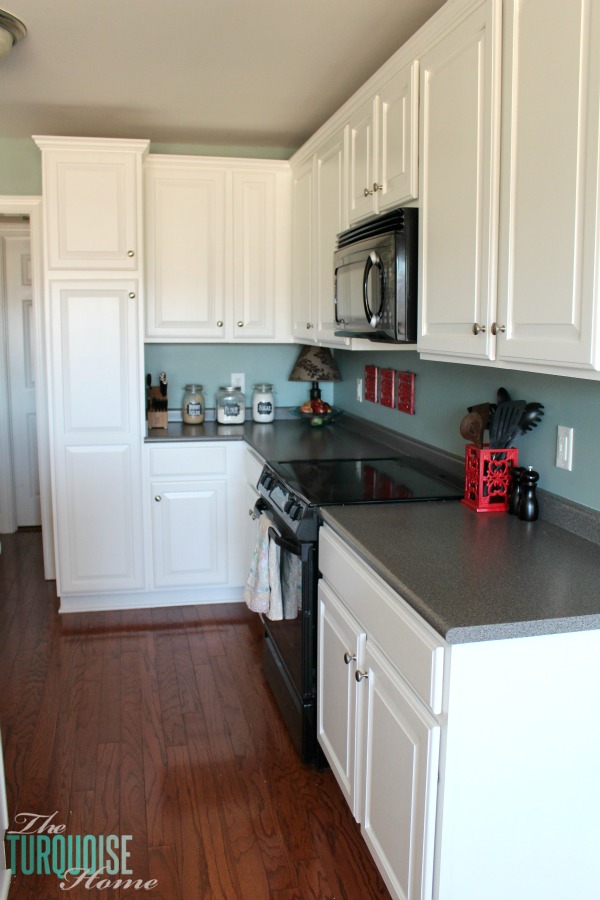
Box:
334;350;600;512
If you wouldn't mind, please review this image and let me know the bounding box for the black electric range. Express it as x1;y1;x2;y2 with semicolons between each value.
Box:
257;456;463;541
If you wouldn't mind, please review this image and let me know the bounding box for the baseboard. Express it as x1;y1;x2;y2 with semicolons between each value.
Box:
59;585;244;613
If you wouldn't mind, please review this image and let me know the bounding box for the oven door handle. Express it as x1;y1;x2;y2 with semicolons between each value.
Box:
267;526;302;556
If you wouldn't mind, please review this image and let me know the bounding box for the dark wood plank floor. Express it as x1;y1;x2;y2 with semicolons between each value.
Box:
0;531;390;899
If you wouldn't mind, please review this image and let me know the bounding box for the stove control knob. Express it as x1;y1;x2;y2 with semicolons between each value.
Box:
289;503;303;521
261;473;275;490
283;498;295;514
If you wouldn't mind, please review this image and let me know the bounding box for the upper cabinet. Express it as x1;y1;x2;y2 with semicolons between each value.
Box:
417;0;502;361
347;61;419;225
144;156;292;342
34;136;148;272
418;0;600;377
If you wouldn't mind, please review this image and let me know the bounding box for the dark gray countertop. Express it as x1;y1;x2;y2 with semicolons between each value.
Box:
320;503;600;644
146;415;600;645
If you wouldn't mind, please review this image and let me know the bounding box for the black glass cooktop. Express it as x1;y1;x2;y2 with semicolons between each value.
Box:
268;458;463;506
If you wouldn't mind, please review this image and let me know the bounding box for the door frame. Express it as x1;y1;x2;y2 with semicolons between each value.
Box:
0;196;55;579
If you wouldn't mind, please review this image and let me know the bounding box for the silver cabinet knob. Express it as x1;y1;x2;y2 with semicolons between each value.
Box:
129;292;136;299
216;321;224;327
355;670;368;682
491;322;506;335
472;322;486;335
306;322;313;329
154;495;161;502
237;321;244;327
343;651;356;665
373;183;382;192
363;187;373;197
127;250;135;257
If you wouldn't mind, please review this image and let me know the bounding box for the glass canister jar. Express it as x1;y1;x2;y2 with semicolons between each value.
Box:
252;383;275;423
182;384;205;424
216;386;245;424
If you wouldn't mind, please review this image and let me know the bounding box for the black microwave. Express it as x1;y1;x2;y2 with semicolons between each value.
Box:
333;208;418;343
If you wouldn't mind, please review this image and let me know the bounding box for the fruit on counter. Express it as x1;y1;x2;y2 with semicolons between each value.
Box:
300;400;333;414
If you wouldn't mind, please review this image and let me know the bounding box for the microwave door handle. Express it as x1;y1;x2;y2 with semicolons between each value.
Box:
333;265;343;324
363;251;385;327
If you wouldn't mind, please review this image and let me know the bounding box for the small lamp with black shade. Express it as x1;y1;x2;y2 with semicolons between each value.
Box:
288;345;342;424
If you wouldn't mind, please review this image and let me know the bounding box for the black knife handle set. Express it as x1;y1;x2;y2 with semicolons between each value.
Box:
147;372;168;429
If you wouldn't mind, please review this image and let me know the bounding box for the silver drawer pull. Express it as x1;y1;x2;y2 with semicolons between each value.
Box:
154;495;161;502
355;670;368;683
343;651;356;665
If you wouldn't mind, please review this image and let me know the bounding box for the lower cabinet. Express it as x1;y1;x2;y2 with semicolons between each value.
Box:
146;441;246;596
318;527;442;900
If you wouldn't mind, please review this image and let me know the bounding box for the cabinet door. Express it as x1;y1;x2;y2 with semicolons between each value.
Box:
232;170;279;340
496;0;600;370
360;641;440;900
291;158;315;339
317;581;365;820
151;480;227;587
347;98;376;225
145;163;226;339
49;281;144;593
315;129;350;346
378;61;419;212
418;0;502;360
40;147;142;271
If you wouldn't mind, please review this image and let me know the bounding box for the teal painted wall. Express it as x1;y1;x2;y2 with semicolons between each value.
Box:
144;343;334;411
333;350;600;511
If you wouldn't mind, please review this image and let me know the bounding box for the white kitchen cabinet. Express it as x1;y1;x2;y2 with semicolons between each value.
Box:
150;479;227;587
493;0;600;371
146;441;246;594
48;280;145;594
417;0;502;361
144;156;291;342
347;61;419;225
34;136;147;271
318;525;444;900
291;157;315;339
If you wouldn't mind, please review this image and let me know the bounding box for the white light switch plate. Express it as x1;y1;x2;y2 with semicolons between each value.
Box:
556;425;574;470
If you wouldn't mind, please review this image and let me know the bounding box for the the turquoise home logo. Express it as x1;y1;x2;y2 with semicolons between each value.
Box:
5;811;158;891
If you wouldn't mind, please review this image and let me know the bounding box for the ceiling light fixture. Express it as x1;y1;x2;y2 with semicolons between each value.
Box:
0;9;26;61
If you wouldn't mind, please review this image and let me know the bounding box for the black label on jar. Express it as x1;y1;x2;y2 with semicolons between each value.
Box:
186;402;202;417
224;404;240;416
257;401;273;414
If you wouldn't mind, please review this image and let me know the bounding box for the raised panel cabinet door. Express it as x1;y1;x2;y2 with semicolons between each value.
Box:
377;60;419;212
315;128;351;346
49;282;141;437
232;170;277;340
145;164;227;338
360;641;440;900
39;146;144;271
317;582;365;821
291;158;315;339
347;97;376;225
151;480;227;588
496;0;600;369
56;444;144;593
418;0;502;360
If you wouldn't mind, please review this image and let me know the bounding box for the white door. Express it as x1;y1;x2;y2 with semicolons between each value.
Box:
2;226;41;527
347;97;376;225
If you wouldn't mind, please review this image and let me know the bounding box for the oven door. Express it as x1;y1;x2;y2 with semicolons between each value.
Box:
253;505;320;764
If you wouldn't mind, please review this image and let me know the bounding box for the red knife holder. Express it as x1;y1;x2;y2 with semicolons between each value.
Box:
462;444;519;513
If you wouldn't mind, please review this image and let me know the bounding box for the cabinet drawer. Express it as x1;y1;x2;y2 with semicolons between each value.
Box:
149;444;227;477
319;526;445;714
245;448;265;489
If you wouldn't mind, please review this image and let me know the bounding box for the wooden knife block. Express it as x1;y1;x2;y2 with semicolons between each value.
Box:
147;386;168;429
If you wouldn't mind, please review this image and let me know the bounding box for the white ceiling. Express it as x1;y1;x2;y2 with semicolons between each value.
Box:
0;0;445;153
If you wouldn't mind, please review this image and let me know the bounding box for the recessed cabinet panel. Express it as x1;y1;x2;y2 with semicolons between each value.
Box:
348;99;375;225
145;168;226;338
361;641;440;900
378;61;419;212
232;172;276;339
151;480;227;587
60;444;143;591
291;159;314;338
41;149;141;270
418;0;501;359
497;0;600;368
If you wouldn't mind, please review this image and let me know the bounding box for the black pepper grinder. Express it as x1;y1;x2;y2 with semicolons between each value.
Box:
518;467;539;522
508;466;524;515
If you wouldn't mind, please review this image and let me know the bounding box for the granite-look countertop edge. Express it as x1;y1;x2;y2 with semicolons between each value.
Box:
319;504;600;645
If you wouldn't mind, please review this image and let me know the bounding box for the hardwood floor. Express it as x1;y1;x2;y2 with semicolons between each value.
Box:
0;531;390;899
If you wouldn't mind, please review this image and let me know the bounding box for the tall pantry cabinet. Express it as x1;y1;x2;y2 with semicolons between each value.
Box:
34;136;148;597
